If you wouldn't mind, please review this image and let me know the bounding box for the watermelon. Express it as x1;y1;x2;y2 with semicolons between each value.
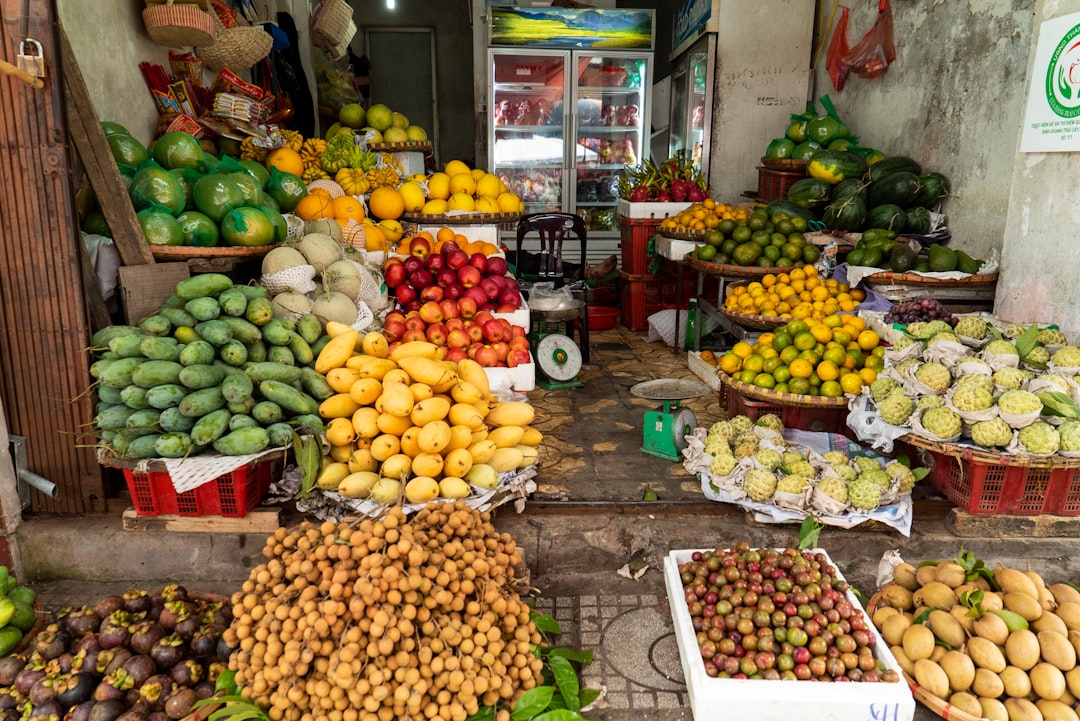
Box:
176;211;220;247
786;178;832;210
221;206;277;246
831;177;867;203
864;204;907;233
807;150;868;185
137;207;184;246
193;173;245;223
765;200;817;223
867;156;922;184
108;133;148;167
822;194;866;231
867;171;921;209
913;172;951;208
904;206;932;235
130;162;186;216
152;131;206;170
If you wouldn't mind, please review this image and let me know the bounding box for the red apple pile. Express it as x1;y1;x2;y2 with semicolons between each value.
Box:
380;238;532;369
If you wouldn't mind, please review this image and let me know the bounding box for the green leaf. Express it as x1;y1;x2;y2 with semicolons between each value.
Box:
532;712;587;721
531;611;561;636
512;686;556;720
465;707;497;721
894;452;911;467
293;432;321;501
578;688;601;709
851;587;866;605
917;559;940;568
913;607;933;625
1014;324;1040;360
959;588;984;609
642;489;658;501
1038;391;1080;420
912;467;930;481
798;516;822;551
546;647;593;664
549;655;580;711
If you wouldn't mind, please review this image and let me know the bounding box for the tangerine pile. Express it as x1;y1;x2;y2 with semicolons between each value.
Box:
394;226;503;257
725;265;866;320
658;199;749;233
718;314;884;397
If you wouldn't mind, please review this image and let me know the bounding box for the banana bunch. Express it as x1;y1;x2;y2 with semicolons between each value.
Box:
366;165;400;190
240;136;268;162
346;143;373;171
280;129;304;152
300;137;327;165
303;165;331;183
335;167;370;196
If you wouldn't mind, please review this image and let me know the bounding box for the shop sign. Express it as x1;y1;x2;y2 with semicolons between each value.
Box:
1021;10;1080;152
673;0;712;50
489;7;654;49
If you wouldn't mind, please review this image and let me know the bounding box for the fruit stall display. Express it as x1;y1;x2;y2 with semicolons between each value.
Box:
681;207;821;271
663;543;915;720
870;552;1080;721
0;507;595;721
618;153;709;204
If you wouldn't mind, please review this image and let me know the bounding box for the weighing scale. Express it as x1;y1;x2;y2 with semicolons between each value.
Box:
529;300;585;390
630;379;711;461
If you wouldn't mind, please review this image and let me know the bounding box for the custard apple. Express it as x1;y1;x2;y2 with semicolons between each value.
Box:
821;450;848;465
1041;374;1072;392
785;459;815;478
1022;345;1051;367
848;476;882;511
782;450;807;468
777;474;811;494
879;390;915;426
915;362;952;393
1018;420;1061;455
832;463;858;482
918;320;954;339
743;468;777;502
992;366;1030;390
734;439;759;459
885;461;917;492
754;448;783;471
755;413;784;433
918;394;945;410
997;389;1043;416
710;453;739;477
1058;420;1080;452
951;383;995;412
728;415;753;433
861;468;892;490
1038;328;1068;346
929;332;961;347
984;339;1020;357
893;335;918;351
1003;324;1028;339
955;373;995;394
704;437;731;455
922;407;963;439
970;417;1014;448
1052;345;1080;368
707;420;737;443
870;376;900;404
852;456;880;474
905;322;928;338
954;316;989;339
816;475;848;505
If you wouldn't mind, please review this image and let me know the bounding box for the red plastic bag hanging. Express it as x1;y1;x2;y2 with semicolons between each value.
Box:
825;7;851;91
842;0;896;80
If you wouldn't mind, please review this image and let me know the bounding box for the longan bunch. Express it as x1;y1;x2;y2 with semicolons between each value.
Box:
224;502;544;721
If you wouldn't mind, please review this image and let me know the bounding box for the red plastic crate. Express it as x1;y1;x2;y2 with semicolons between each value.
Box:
618;271;660;331
122;458;279;517
755;166;807;202
907;444;1080;515
619;217;663;275
726;389;853;437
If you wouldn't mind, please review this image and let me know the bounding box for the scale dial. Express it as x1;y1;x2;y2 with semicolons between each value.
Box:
536;333;582;382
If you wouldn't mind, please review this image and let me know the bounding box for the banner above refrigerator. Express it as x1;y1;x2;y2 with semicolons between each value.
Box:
488;6;654;50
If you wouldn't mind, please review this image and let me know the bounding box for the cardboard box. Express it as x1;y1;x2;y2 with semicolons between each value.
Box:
664;548;915;721
617;199;691;219
656;233;703;261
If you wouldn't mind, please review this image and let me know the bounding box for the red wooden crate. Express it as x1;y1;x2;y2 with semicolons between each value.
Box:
122;458;279;517
618;271;659;331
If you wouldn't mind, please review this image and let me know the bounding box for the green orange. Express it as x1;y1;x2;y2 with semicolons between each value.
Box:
788;377;811;395
793;332;817;351
738;370;758;385
820;380;844;397
754;373;776;389
743;354;765;373
772;365;792;384
772;331;793;351
788;358;813;379
779;346;801;365
762;356;782;373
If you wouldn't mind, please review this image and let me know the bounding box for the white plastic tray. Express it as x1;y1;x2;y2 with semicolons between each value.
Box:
664;548;915;721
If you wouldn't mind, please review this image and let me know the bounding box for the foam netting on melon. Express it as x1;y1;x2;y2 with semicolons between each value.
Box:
261;265;318;295
349;258;390;315
284;213;306;241
351;300;375;332
307;179;346;199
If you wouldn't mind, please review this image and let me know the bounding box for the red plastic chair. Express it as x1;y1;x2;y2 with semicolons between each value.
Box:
515;213;589;364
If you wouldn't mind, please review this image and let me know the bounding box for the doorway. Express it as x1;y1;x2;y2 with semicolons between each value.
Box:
365;27;438;164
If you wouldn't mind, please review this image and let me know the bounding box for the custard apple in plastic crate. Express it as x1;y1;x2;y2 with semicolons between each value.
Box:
1018;420;1061;455
743;467;777;502
952;383;995;412
1024;345;1051;366
1038;328;1068;346
728;415;753;433
848;476;882;511
1059;420;1080;452
816;475;848;504
885;461;917;492
918;395;945;411
879;390;915;426
777;474;810;494
970;417;1014;448
984;339;1020;358
832;464;857;482
710;453;738;477
992;366;1031;390
916;362;952;393
755;413;784;433
754;448;783;471
871;376;900;404
997;389;1043;415
954;316;989;339
922;407;963;439
1052;345;1080;367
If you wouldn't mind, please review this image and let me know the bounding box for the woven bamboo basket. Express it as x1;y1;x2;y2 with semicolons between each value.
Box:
142;0;216;48
311;0;357;58
150;244;279;259
401;211;522;226
899;432;1080;470
718;371;851;409
196;12;273;71
657;227;706;241
862;271;999;287
717;279;788;330
683;251;788;278
369;141;433;153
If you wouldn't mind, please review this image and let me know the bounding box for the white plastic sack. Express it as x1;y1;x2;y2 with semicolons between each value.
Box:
646;308;721;350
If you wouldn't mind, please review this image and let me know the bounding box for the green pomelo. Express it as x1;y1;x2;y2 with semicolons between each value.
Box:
193;173;246;223
221;206;277;246
152;131;206;170
137;207;184;246
176;211;220;247
130;163;186;215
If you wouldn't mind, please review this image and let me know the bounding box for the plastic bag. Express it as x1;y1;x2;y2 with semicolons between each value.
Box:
527;282;575;311
842;0;896;80
826;7;851;91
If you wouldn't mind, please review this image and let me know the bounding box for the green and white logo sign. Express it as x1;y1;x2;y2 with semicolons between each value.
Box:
1022;11;1080;152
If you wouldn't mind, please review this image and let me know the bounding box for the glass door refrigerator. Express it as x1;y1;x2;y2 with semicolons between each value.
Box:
668;0;721;183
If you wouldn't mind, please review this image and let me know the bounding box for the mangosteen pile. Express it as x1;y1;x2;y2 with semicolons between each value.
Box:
0;585;235;721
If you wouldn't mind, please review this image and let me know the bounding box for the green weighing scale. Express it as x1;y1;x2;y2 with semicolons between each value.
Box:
630;379;711;461
529;299;585;390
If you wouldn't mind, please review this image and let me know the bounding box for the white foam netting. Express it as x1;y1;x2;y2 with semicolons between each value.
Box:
261;265;318;295
283;213;306;241
307;179;346;198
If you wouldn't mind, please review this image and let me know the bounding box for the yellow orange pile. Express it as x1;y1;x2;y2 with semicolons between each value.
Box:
658;199;749;233
420;160;523;215
725;265;866;320
395;226;503;257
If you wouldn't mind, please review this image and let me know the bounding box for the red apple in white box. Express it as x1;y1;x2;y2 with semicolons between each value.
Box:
457;265;482;288
457;296;477;320
509;335;530;352
473;345;499;367
498;287;521;309
446;328;470;349
439;299;460;320
419;301;444;324
420;285;444;303
409;268;434;290
402;328;427;343
489;341;510;363
469;252;488;274
480;277;501;300
446;249;470;270
462;286;488;308
409;236;432;259
403;255;424;275
425;323;448;346
383;258;407;289
384;319;406;341
485;256;509;277
466;323;485;344
444;347;468;363
507;348;532;368
396;284;418;306
510;324;526;339
443;282;463;300
427;253;445;271
482;319;506;343
436;268;458;288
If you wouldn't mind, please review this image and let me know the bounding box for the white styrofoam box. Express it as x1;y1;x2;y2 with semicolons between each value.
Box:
664;548;915;721
413;224;501;246
687;352;723;392
483;356;535;394
492;292;530;330
390;151;425;176
617;199;691;219
657;233;703;261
